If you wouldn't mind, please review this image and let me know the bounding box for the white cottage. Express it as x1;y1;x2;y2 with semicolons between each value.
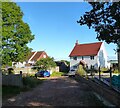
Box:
69;41;109;70
12;51;48;68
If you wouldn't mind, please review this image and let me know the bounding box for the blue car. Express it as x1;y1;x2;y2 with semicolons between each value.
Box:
35;70;50;78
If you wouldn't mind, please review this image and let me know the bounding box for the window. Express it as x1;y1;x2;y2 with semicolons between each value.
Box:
82;56;84;60
90;65;94;69
73;56;77;60
43;55;46;58
73;66;77;69
90;56;94;60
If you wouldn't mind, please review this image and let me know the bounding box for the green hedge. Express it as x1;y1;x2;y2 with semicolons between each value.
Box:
22;76;43;88
76;65;86;76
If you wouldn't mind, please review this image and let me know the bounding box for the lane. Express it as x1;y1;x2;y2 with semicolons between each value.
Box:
3;77;104;106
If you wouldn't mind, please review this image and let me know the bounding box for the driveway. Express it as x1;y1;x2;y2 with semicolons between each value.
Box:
3;76;104;107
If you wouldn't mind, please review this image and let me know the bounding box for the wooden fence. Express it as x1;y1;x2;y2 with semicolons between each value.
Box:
2;72;23;87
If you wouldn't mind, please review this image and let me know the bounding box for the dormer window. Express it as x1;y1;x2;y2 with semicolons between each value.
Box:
90;56;94;60
73;56;77;60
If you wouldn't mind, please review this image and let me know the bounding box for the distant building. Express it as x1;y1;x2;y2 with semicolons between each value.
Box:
12;51;48;68
55;61;69;72
109;60;118;69
69;41;109;70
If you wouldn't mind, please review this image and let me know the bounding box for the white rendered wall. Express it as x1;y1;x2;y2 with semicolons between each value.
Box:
97;43;108;68
70;55;98;70
13;62;26;68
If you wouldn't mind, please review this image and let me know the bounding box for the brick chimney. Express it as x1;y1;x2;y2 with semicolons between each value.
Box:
75;40;79;45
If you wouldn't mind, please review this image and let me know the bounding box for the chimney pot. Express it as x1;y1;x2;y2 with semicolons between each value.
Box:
75;40;79;45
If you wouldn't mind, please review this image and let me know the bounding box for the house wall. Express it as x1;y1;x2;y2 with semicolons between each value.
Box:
38;52;48;60
12;62;26;68
70;55;98;70
97;43;108;68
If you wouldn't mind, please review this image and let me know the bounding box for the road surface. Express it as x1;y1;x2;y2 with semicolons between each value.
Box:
3;76;104;107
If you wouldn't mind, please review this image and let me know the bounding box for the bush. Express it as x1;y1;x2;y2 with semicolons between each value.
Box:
51;72;64;77
76;65;86;76
100;68;109;72
22;76;42;88
113;69;119;74
1;68;8;75
8;68;15;74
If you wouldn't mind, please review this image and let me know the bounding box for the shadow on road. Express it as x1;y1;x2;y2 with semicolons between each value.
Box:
2;76;104;107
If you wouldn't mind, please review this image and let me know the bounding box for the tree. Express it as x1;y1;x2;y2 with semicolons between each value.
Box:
2;2;34;66
61;60;70;66
76;64;86;76
35;57;56;71
77;2;120;72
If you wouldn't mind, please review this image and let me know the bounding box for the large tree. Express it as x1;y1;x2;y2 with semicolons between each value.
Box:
2;2;34;66
35;57;56;71
77;2;120;72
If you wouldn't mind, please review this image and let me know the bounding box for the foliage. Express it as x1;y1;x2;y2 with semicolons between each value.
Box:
77;2;120;71
113;69;119;74
77;2;120;44
8;68;14;74
35;57;56;71
100;68;109;72
2;76;43;99
76;65;86;76
2;2;34;66
1;68;8;75
22;75;44;88
61;60;70;66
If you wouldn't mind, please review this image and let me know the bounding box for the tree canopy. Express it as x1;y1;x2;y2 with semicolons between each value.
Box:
77;2;120;71
77;2;120;45
61;60;70;66
2;2;34;66
35;57;56;71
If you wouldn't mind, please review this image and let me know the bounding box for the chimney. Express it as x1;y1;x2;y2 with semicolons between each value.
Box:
75;40;79;45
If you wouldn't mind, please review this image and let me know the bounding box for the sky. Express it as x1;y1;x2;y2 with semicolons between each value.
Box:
16;2;117;61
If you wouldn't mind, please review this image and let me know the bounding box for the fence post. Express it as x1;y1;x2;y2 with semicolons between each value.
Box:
110;67;112;88
20;71;23;87
99;66;101;80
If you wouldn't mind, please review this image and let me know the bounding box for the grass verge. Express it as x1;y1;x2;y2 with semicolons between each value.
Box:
50;72;66;77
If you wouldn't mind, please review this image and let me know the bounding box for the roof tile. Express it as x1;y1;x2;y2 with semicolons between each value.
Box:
69;42;102;57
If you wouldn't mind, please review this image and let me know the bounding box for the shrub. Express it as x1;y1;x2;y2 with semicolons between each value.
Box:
76;65;86;76
1;68;8;75
100;68;109;72
113;69;119;74
22;76;42;88
8;68;14;74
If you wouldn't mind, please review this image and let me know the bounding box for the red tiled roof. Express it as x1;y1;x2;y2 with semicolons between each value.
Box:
27;52;35;60
31;51;44;61
69;42;102;57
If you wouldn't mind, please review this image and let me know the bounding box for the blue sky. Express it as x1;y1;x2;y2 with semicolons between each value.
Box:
16;2;117;61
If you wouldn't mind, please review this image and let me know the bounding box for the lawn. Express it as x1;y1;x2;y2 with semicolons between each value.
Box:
50;72;67;77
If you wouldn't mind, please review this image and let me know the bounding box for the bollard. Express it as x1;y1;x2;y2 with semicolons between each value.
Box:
20;71;22;75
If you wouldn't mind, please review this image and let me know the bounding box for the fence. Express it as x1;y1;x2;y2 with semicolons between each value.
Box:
2;72;23;87
14;67;37;75
14;66;59;75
